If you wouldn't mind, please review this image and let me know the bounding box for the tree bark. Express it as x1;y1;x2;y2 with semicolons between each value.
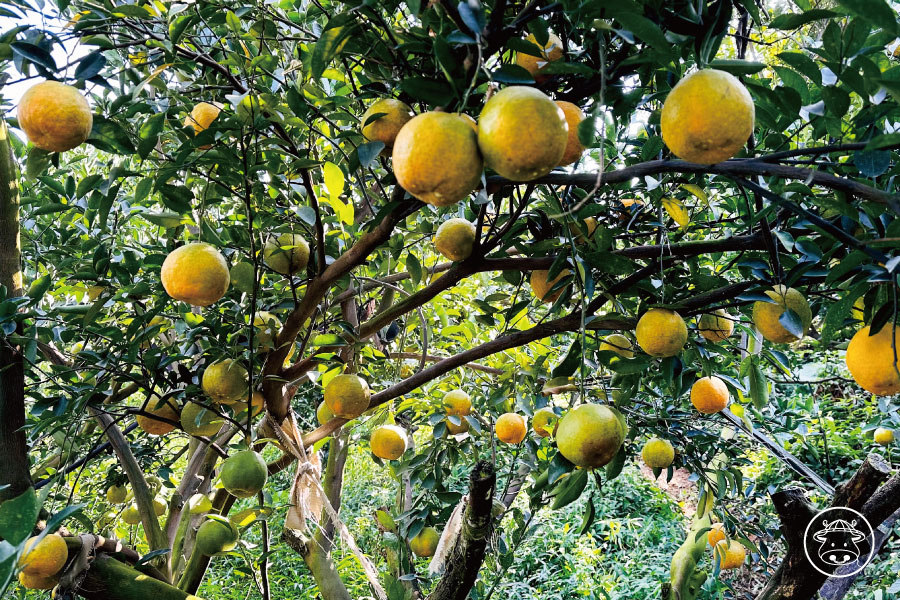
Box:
0;119;30;504
427;461;496;600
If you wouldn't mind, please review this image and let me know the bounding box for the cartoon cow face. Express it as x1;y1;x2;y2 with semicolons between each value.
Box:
812;519;865;566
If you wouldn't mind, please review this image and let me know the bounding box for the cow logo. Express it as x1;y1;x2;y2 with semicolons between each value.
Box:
803;507;875;578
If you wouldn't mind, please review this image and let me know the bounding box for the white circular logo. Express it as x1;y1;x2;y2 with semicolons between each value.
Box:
803;506;875;578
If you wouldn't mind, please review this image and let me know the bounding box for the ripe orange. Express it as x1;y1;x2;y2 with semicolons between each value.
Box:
19;533;68;577
714;539;747;570
136;395;180;435
324;374;371;419
18;81;93;152
361;98;414;147
316;400;335;425
434;218;477;262
599;333;633;358
635;308;688;357
185;102;221;148
661;69;755;164
568;217;598;244
393;112;483;206
532;407;558;438
161;243;230;307
874;427;895;445
371;425;409;460
530;269;571;303
445;418;470;435
690;376;730;414
18;571;58;590
846;324;900;395
698;309;734;342
478;86;568;181
707;523;726;547
752;285;811;344
555;101;586;166
515;33;563;81
443;389;472;416
495;413;527;444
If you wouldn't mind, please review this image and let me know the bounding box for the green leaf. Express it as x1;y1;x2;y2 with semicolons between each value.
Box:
769;9;837;30
138;112;165;159
10;42;56;71
864;134;900;151
309;15;357;80
25;147;52;181
551;338;582;378
407;253;422;286
614;13;670;50
605;446;627;481
0;487;39;544
356;142;384;168
578;493;595;535
821;86;850;117
375;510;396;532
398;77;455;106
854;150;890;178
157;184;193;214
837;0;897;34
312;333;347;346
706;59;766;75
550;468;588;509
491;64;535;84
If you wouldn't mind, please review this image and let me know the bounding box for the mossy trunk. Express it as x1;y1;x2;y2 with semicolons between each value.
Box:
0;120;30;504
78;555;204;600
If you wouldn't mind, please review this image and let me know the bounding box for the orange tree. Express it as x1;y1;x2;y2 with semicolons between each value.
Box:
1;0;900;599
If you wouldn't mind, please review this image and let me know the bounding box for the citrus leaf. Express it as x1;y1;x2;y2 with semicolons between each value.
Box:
323;161;345;201
0;487;39;544
662;197;690;228
550;468;588;510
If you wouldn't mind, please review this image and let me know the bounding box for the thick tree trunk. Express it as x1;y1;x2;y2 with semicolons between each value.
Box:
755;455;895;600
427;461;496;600
0;119;30;504
77;554;203;600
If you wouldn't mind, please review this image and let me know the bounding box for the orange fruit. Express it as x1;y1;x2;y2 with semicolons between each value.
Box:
707;523;726;548
392;112;483;206
161;243;230;307
196;518;240;556
874;427;895;445
599;334;633;358
371;425;409;460
202;359;249;404
532;407;558;438
263;233;309;276
661;69;754;164
434;218;477;262
409;526;440;557
555;404;625;468
18;81;93;152
180;402;224;437
495;412;527;444
515;33;564;81
443;389;472;416
530;269;570;303
185;102;221;147
752;285;811;344
846;324;900;396
324;374;371;419
641;438;675;469
690;376;730;414
635;308;688;357
555;101;586;166
18;571;58;590
478;86;568;181
361;98;414;147
698;309;734;342
136;395;179;435
220;450;268;498
316;400;335;425
445;418;470;435
714;539;747;570
19;533;68;577
106;484;127;504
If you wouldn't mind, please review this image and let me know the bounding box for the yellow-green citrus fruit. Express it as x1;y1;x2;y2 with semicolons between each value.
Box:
715;539;747;570
152;497;167;516
532;407;558;438
846;324;900;396
392;111;483;206
324;374;371;419
106;484;127;504
188;493;214;515
556;404;625;468
251;311;295;362
18;81;93;152
874;427;895;445
599;333;633;358
434;218;477;262
457;113;478;131
530;269;570;303
555;101;586;166
690;376;730;414
515;33;563;81
185;102;221;148
361;98;414;147
752;285;811;344
263;233;310;275
161;243;230;307
316;400;335;425
18;571;58;590
445;418;470;435
220;450;268;498
698;309;734;342
478;86;568;181
202;359;249;404
196;518;240;556
636;308;688;357
19;534;67;577
180;402;224;437
409;526;440;558
371;425;409;460
495;413;527;444
136;395;179;436
443;389;472;416
122;504;141;525
707;523;726;547
660;69;754;164
568;217;598;244
641;438;675;469
230;261;255;294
